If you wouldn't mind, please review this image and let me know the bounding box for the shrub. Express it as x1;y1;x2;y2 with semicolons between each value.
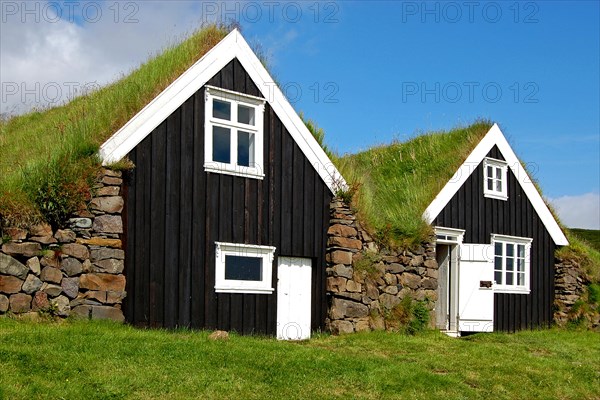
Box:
387;296;430;335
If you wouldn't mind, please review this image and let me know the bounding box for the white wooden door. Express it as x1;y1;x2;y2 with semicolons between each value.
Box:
458;244;494;332
277;257;312;340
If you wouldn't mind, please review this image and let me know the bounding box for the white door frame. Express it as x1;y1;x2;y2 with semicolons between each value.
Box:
276;257;312;340
435;227;465;336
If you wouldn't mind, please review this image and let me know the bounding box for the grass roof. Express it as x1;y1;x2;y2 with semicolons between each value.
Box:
336;120;493;247
0;24;230;228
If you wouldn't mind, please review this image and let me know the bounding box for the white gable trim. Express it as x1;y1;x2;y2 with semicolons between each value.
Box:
98;29;346;194
423;124;568;246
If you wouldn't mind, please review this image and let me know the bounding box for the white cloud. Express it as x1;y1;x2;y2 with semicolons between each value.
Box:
549;193;600;230
1;1;202;115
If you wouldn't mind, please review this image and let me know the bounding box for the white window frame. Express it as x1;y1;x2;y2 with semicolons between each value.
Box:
491;234;532;294
204;86;266;179
483;158;508;200
434;226;465;245
214;242;276;294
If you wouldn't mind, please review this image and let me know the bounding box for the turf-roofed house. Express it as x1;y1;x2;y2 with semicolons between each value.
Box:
334;122;569;336
99;29;344;339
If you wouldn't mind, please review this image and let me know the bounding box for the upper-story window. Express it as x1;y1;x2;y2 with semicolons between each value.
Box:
205;86;266;179
483;158;508;200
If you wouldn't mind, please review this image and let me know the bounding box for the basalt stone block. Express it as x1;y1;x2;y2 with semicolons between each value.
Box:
68;218;93;229
2;242;42;257
327;224;358;238
92;259;124;274
53;295;71;317
0;253;29;279
61;277;80;299
90;196;124;214
61;258;83;276
22;274;43;294
79;273;125;292
96;186;120;197
9;293;32;313
41;283;63;297
0;275;23;294
76;238;122;248
329;320;354;335
0;294;9;312
61;243;90;260
90;248;125;262
55;229;76;243
40;267;62;284
327;250;353;265
92;215;123;234
31;291;49;311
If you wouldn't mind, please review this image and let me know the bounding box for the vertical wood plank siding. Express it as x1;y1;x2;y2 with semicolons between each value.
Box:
433;146;556;332
123;59;332;334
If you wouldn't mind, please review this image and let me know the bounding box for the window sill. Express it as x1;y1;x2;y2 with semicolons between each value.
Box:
205;164;265;180
484;192;508;201
494;287;530;294
215;286;274;294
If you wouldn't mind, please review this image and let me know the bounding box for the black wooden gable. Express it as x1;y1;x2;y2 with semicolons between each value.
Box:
433;145;556;331
122;57;332;334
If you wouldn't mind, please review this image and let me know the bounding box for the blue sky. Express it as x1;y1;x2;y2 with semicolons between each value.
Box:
1;1;599;227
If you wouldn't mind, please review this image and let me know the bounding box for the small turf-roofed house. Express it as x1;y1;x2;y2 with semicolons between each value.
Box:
424;123;568;334
99;29;344;339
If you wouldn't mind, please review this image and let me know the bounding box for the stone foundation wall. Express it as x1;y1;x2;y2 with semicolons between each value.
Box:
553;257;598;327
0;169;125;321
325;198;438;334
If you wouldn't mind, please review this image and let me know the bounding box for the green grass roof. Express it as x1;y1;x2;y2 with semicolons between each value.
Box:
336;121;493;247
0;25;229;227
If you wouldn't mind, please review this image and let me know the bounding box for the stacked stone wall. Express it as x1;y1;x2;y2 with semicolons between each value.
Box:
325;198;438;334
0;169;125;321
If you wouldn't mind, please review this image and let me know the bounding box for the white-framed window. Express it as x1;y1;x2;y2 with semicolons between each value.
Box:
492;234;532;294
214;242;276;294
483;158;508;200
204;86;266;179
435;226;465;244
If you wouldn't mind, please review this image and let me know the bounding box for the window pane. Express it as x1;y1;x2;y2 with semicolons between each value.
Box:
212;126;230;163
496;167;502;180
238;105;255;125
506;272;514;285
517;258;525;272
495;242;503;256
517;272;525;286
213;100;231;120
507;244;514;257
506;257;514;271
225;255;262;281
518;244;525;258
487;165;493;178
495;270;502;284
487;179;493;190
237;131;255;167
495;256;502;270
496;179;502;192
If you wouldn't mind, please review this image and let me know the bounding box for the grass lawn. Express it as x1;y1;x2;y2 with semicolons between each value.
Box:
0;319;598;399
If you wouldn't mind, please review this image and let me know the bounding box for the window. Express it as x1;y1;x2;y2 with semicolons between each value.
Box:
205;86;265;179
435;227;465;244
483;158;508;200
215;242;276;294
492;234;532;293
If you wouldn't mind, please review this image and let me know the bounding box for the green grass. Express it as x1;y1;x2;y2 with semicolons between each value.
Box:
558;231;600;283
571;229;600;252
0;319;598;399
0;24;229;228
336;120;492;248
